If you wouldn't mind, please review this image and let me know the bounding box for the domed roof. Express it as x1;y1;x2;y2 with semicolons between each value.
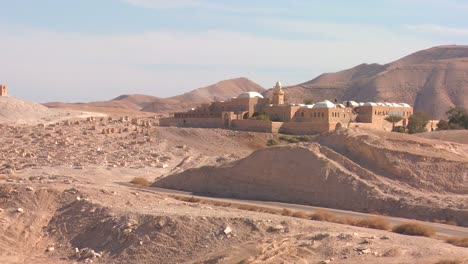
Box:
399;103;411;107
274;81;282;89
343;100;359;107
237;91;264;99
364;102;378;106
313;101;336;108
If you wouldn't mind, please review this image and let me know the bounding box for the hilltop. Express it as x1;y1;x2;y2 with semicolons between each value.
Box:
264;45;468;119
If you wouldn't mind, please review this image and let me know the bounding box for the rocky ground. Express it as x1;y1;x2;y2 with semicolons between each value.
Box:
0;116;467;263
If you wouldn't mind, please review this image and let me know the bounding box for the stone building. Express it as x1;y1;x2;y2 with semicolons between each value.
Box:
160;81;413;134
0;84;7;97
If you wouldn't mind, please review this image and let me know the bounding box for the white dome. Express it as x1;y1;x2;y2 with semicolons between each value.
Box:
313;101;336;108
343;100;359;107
399;103;411;107
300;104;315;108
274;81;282;88
337;103;346;108
237;92;264;99
364;102;378;106
384;102;393;106
359;102;365;106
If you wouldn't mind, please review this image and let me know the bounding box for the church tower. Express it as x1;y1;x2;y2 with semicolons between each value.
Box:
0;84;7;97
272;81;285;105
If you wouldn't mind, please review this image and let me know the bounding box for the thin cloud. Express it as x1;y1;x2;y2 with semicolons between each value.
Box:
404;24;468;36
0;24;434;102
123;0;286;14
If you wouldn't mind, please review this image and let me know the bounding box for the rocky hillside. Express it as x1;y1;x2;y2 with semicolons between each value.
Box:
153;128;468;225
264;45;468;119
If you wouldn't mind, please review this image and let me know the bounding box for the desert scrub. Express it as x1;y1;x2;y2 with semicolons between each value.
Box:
435;260;462;264
129;177;150;186
266;139;278;146
354;217;390;230
278;135;310;143
392;223;435;237
446;236;468;248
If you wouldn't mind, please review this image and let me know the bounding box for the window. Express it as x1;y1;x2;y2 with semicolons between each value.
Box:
321;112;324;118
301;112;304;117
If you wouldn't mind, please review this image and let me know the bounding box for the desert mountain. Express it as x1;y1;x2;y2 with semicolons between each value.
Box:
264;45;468;119
45;77;265;114
142;77;265;113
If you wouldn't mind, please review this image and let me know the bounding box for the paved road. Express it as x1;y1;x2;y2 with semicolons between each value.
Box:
121;183;468;237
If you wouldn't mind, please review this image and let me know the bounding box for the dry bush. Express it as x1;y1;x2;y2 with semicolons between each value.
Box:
435;259;462;264
129;177;150;186
309;210;336;222
292;211;309;219
173;196;201;203
446;236;468;248
392;223;435;237
432;219;458;226
332;216;357;225
354;217;390;230
281;209;293;216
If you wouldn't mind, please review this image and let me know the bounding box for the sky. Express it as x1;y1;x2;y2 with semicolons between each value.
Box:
0;0;467;102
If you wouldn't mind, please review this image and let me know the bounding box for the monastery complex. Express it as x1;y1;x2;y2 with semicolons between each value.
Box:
160;81;413;134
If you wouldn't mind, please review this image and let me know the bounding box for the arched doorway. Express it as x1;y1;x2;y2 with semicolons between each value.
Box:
335;123;342;130
243;112;249;119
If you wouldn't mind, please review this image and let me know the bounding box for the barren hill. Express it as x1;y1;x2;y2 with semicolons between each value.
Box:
0;96;98;124
142;77;265;113
153;128;468;225
264;45;468;119
45;77;265;114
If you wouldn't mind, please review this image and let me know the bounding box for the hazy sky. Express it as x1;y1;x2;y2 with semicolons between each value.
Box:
1;0;467;102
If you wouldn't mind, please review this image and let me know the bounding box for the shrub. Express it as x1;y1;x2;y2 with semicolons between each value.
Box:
292;211;309;219
309;210;336;222
392;126;406;133
446;236;468;248
266;139;278;146
447;107;468;129
278;135;308;143
392;223;435;237
355;217;390;230
281;209;293;216
129;177;150;186
435;259;462;264
437;119;450;130
252;114;270;121
407;112;430;134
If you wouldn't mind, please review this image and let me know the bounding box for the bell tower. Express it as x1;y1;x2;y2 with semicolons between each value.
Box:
272;81;285;105
0;84;7;97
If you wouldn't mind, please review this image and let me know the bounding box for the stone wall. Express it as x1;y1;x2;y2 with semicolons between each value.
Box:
280;121;333;135
231;120;282;133
159;117;223;128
